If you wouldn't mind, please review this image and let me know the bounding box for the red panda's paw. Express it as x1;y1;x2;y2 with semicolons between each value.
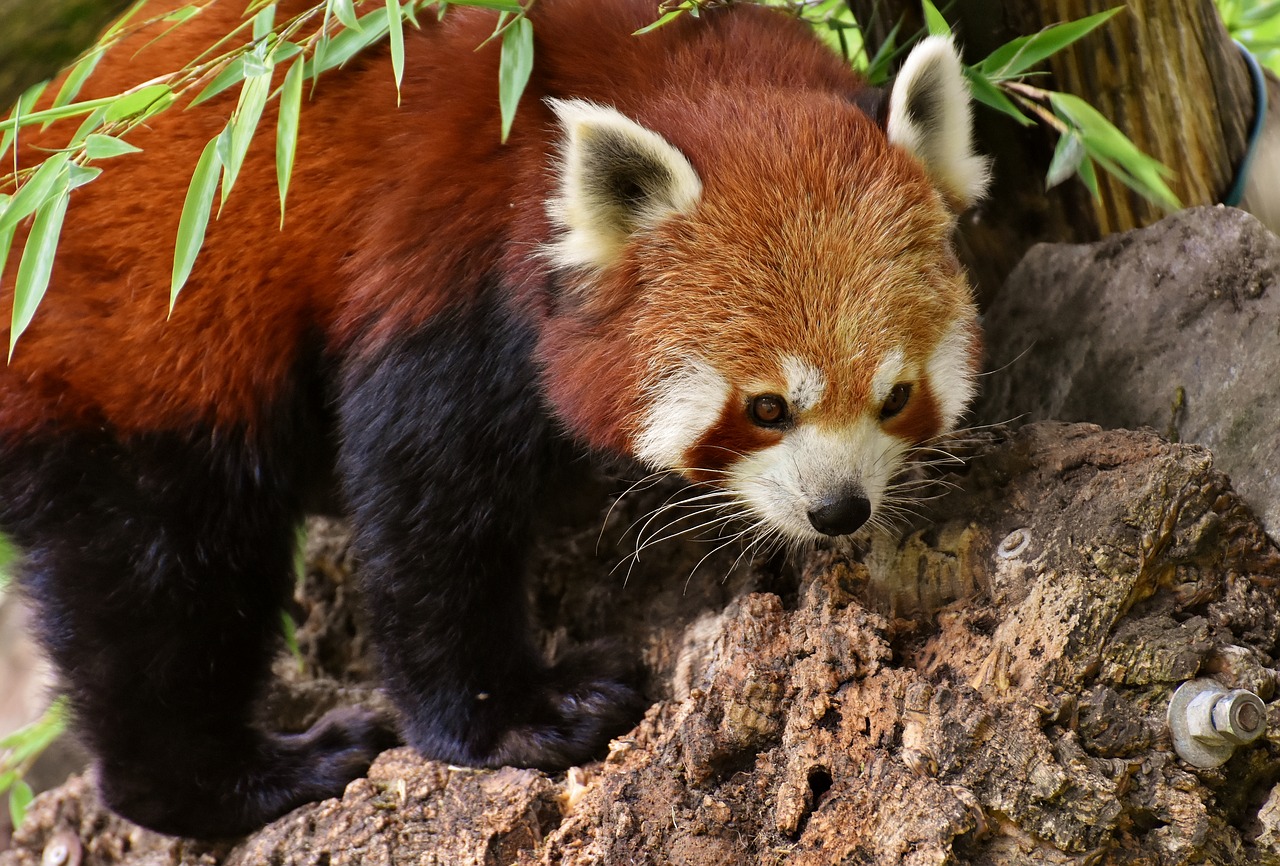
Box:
100;706;398;838
274;705;402;790
488;643;648;770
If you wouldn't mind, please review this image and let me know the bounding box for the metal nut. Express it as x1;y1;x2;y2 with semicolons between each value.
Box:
1168;678;1269;768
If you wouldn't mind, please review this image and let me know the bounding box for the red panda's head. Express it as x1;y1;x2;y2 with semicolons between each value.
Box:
540;37;989;543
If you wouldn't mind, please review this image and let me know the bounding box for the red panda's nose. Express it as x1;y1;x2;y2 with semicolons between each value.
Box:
807;492;871;536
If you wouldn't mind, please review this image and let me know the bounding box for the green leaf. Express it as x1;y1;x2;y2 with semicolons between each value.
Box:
978;8;1123;80
276;59;304;227
499;16;534;143
68;105;109;147
863;20;903;86
388;0;406;99
0;95;115;135
171;136;223;312
10;176;70;361
104;84;174;124
0;199;15;298
305;7;393;78
0;83;47;163
963;67;1032;125
84;133;142;160
451;0;523;9
330;0;361;30
190;56;247;107
281;609;304;671
8;781;33;830
0;152;71;237
218;52;273;207
1049;91;1181;210
1076;150;1101;200
67;165;102;190
921;0;951;37
633;8;687;35
1046;130;1085;189
253;3;276;40
162;4;201;23
1240;0;1280;24
50;47;105;112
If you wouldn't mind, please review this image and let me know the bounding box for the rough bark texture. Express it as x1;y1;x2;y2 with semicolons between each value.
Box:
4;420;1280;865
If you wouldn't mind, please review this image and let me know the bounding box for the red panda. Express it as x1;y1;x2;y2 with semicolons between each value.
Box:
0;0;988;839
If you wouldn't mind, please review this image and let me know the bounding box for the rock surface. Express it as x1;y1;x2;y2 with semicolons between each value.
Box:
976;206;1280;537
4;422;1280;865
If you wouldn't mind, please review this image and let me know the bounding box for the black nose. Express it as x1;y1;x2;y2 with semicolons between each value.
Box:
807;492;871;536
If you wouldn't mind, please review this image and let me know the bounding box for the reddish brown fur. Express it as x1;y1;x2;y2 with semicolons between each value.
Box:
0;0;954;453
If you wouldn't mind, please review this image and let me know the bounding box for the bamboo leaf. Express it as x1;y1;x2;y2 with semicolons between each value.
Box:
921;0;951;37
219;50;273;206
499;16;534;143
0;96;115;135
8;781;33;830
388;0;406;99
84;133;142;160
10;176;70;361
276;59;304;227
51;47;105;112
103;84;175;124
0;83;47;163
1046;130;1085;189
0;197;14;294
68;105;109;147
634;9;687;35
1050;92;1181;210
452;0;522;9
978;8;1123;80
191;56;247;107
171;136;223;313
68;165;102;189
305;7;393;78
253;3;276;40
1076;150;1101;200
330;0;361;30
0;152;71;237
963;68;1032;125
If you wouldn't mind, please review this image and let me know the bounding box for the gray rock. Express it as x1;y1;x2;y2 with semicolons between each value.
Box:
976;205;1280;537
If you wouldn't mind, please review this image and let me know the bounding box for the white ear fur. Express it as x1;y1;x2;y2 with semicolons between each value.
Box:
887;36;990;209
545;98;702;271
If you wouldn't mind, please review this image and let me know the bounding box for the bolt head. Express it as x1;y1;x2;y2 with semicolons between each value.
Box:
1213;689;1267;745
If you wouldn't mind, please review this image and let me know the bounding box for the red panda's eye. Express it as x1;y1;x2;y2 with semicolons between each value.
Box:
749;394;790;427
880;383;912;420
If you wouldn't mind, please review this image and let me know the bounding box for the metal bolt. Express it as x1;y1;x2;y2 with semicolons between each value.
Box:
1168;678;1268;768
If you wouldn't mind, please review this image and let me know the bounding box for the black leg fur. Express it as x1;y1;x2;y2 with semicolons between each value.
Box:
0;416;392;838
338;295;646;769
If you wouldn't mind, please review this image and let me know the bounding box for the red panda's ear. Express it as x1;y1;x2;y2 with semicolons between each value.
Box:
886;36;990;211
545;98;702;271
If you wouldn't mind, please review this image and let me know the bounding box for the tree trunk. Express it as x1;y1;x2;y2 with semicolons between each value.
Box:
0;0;134;110
4;419;1280;865
850;0;1257;300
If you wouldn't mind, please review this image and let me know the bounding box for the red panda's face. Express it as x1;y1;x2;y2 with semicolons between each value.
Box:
542;37;988;542
620;147;981;542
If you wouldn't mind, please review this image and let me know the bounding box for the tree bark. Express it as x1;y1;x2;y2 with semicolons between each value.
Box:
850;0;1257;301
0;0;134;111
4;420;1280;865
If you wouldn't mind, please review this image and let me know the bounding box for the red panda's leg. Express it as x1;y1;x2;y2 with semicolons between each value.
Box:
0;423;393;838
338;295;647;769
